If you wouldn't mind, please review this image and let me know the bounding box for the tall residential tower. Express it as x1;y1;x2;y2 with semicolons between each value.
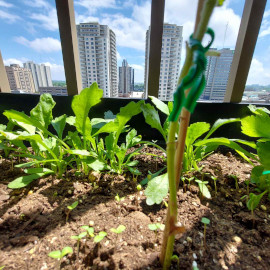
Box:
23;61;53;92
200;48;234;101
118;59;134;97
76;22;118;97
144;23;183;101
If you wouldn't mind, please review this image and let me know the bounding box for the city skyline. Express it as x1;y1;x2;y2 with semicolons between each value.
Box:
0;0;269;86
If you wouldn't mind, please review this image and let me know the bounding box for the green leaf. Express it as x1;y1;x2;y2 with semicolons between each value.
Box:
0;130;42;142
110;225;126;234
141;103;166;141
52;114;67;139
66;116;76;126
186;122;210;147
126;160;139;167
81;226;94;237
0;124;6;131
30;94;56;129
257;142;270;169
149;96;169;115
104;110;116;119
145;173;168;205
67;201;78;210
127;167;141;175
3;110;45;132
241;114;270;138
201;217;210;225
140;167;166;186
71;83;103;138
93;121;119;136
48;250;61;259
204;118;240;139
217;0;225;6
86;159;107;171
247;191;267;211
61;247;73;257
67;149;92;156
248;104;270;115
8;171;53;189
195;180;211;199
126;129;137;148
94;231;107;243
14;121;36;134
24;168;54;174
194;138;256;160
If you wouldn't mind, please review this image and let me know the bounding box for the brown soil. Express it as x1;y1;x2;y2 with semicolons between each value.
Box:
0;148;269;270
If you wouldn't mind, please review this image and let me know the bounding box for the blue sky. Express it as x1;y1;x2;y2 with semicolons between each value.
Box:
0;0;270;85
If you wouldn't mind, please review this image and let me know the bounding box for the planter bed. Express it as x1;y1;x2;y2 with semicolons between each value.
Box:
0;147;269;270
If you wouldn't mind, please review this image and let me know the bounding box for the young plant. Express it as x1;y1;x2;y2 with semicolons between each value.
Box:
94;231;107;243
71;232;87;257
115;194;125;202
48;246;73;270
110;225;126;249
81;226;94;238
148;223;165;242
229;174;239;190
66;201;78;222
210;175;218;196
201;217;210;248
195;179;211;199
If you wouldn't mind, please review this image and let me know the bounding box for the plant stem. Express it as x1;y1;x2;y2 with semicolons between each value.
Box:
160;0;218;268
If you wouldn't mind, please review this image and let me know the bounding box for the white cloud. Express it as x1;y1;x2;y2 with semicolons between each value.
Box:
42;62;65;80
0;0;13;8
0;10;20;23
75;0;116;14
3;58;24;67
130;64;144;71
23;0;50;9
247;58;270;85
14;36;61;53
259;10;270;38
30;9;58;31
130;64;145;82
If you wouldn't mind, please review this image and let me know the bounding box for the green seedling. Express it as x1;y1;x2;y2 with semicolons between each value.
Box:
181;176;187;192
187;176;194;190
230;175;239;190
110;225;126;249
210;176;218;196
136;184;142;191
110;225;126;234
115;194;124;202
244;179;250;197
94;231;107;243
81;226;94;238
0;266;5;270
171;254;180;269
66;201;78;222
201;217;210;248
195;179;211;199
71;232;87;257
48;246;73;270
247;191;267;227
148;223;165;242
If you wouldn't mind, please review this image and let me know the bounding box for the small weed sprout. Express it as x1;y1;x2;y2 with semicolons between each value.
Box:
81;226;94;238
187;176;194;190
201;217;210;248
171;255;180;268
66;201;78;222
115;194;124;202
48;246;73;270
94;231;107;243
210;176;218;196
195;179;211;199
230;175;239;190
181;176;186;192
71;232;87;257
110;225;126;249
148;223;165;241
136;184;142;191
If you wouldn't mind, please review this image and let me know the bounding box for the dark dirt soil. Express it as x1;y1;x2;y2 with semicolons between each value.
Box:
0;147;270;270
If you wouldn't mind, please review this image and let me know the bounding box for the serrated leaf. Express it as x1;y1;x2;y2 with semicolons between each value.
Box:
30;94;56;129
257;142;270;169
145;173;168;205
141;103;166;141
186;122;210;147
149;96;169;115
71;83;103;138
241;114;270;138
52;114;67;139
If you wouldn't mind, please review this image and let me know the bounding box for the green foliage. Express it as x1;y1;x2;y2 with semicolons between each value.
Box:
195;179;211;199
247;191;267;211
110;225;126;234
48;246;73;259
144;173;168;205
94;231;107;243
148;223;165;231
81;226;94;237
71;232;87;241
67;201;78;210
201;217;210;225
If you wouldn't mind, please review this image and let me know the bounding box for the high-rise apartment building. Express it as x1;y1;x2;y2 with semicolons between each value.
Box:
200;48;234;101
118;59;134;97
5;64;35;93
76;22;118;97
144;23;183;101
23;61;53;93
